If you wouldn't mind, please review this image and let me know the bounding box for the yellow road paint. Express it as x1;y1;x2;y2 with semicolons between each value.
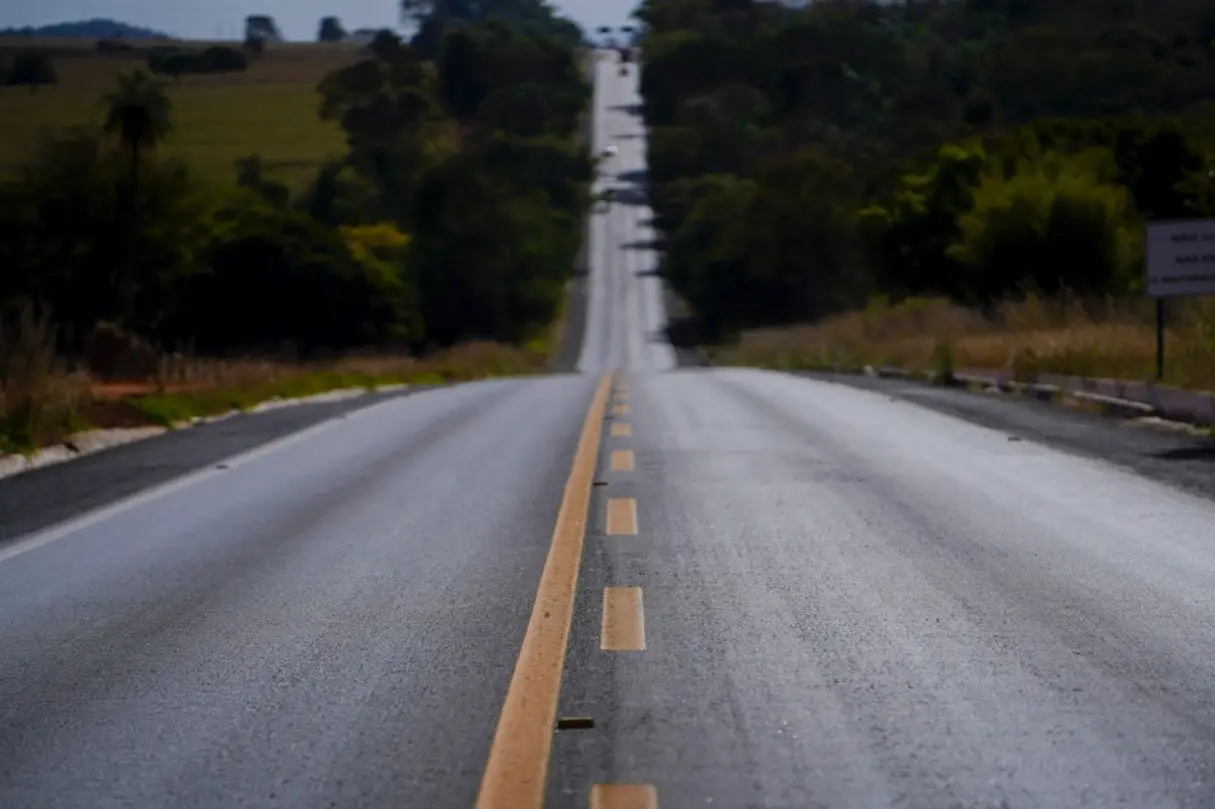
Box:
610;450;634;472
591;784;658;809
612;403;629;417
475;372;614;809
610;423;632;438
605;497;638;535
601;587;647;651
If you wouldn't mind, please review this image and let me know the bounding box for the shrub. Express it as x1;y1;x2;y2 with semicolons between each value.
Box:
147;45;248;78
948;149;1141;301
4;50;56;92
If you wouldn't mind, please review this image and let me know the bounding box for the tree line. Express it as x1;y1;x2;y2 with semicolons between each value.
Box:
636;0;1215;340
0;0;592;365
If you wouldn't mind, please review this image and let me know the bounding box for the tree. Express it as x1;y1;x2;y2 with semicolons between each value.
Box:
102;69;174;192
234;155;290;208
319;16;347;42
0;128;211;341
100;69;174;322
410;151;575;346
439;29;489;124
5;50;56;93
244;15;282;43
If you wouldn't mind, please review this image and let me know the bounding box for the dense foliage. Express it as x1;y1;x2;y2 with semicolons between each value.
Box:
146;45;251;78
0;0;591;362
4;50;57;91
636;0;1215;339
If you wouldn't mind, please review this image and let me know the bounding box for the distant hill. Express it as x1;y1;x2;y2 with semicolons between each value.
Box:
0;19;171;39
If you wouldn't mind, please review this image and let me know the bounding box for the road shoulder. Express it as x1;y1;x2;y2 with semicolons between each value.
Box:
0;385;441;544
794;370;1215;502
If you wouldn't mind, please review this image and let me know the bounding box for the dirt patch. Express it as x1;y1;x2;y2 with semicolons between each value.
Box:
90;382;196;400
76;398;157;429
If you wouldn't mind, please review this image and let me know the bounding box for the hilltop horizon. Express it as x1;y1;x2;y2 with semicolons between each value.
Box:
0;0;632;42
0;18;171;39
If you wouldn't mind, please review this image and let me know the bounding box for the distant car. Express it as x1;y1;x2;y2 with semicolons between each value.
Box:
602;145;619;158
619;65;628;77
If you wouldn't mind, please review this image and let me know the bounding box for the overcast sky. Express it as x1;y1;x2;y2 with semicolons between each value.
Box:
1;0;636;41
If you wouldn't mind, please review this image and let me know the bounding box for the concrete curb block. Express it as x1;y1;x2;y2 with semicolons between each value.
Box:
0;384;411;483
920;366;1174;418
948;367;1215;423
0;427;170;482
943;367;1171;418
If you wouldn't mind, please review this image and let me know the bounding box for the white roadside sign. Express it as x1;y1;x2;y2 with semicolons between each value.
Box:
1146;219;1215;297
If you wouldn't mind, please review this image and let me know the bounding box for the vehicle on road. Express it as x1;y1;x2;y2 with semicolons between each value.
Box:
602;144;618;158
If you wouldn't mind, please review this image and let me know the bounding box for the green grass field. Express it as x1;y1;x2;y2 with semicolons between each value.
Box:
0;39;359;188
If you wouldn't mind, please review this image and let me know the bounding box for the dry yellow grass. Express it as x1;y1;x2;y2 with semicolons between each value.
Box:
0;39;357;187
2;303;550;452
150;341;549;390
715;295;1215;390
0;304;93;451
109;341;551;428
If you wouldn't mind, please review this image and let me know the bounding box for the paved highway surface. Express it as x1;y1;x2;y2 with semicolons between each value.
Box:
5;49;1215;809
579;53;675;375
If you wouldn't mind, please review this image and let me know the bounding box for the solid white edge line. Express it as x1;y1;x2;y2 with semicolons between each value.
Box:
0;392;421;567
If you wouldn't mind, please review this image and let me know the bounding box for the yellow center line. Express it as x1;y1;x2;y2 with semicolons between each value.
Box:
610;422;632;438
591;784;658;809
605;497;638;535
609;449;634;472
475;372;614;809
611;403;629;417
601;587;647;651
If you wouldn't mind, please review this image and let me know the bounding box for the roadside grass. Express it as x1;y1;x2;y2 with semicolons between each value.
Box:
530;279;576;370
713;295;1215;390
0;39;354;188
129;342;550;428
1;309;550;455
0;305;92;453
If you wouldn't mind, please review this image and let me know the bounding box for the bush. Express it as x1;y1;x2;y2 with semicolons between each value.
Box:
4;50;56;92
168;194;418;357
84;322;160;380
147;45;248;78
202;46;249;71
96;39;136;53
948;150;1141;301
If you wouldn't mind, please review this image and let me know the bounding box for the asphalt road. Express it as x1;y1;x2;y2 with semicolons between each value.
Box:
553;369;1215;809
578;54;676;375
0;376;596;809
5;47;1215;809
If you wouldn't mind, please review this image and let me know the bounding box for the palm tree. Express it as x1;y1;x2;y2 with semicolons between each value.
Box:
100;69;173;323
102;68;173;200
